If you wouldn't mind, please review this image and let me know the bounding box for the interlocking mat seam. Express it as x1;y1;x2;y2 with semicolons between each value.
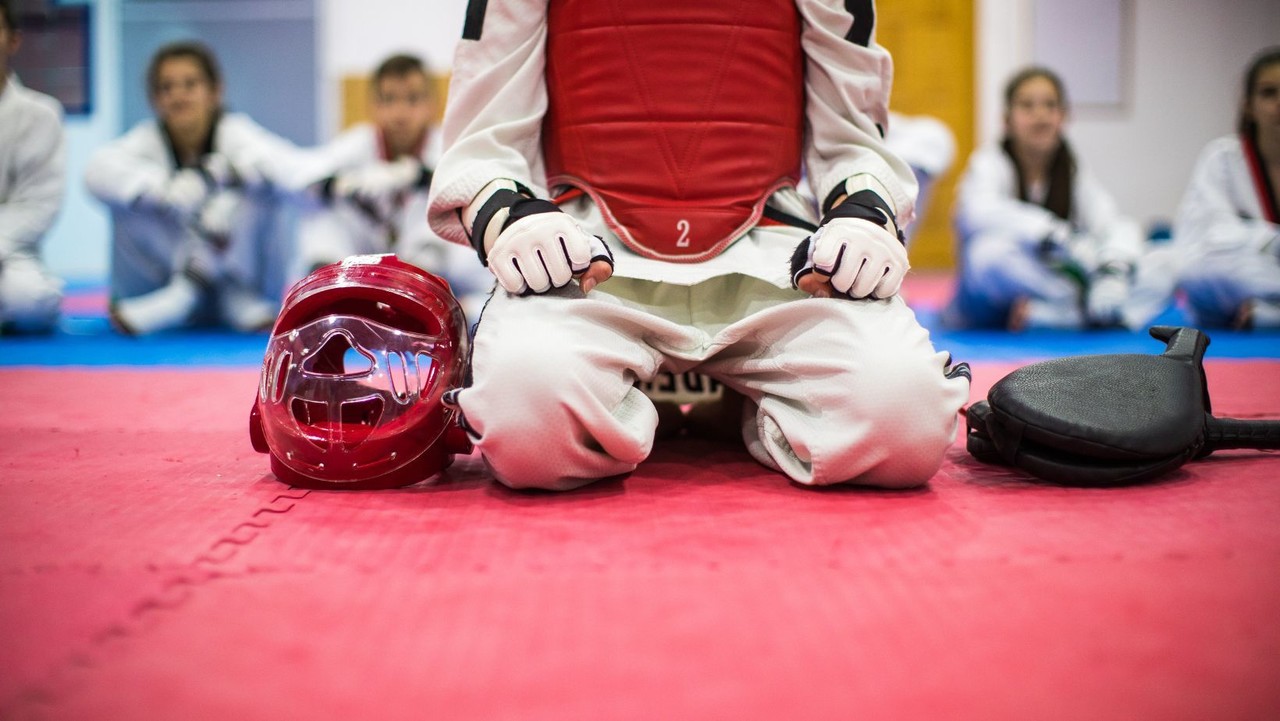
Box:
4;490;312;720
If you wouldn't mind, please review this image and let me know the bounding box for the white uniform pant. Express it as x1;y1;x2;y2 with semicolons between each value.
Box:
459;274;969;491
0;252;63;332
108;198;272;301
946;230;1082;328
947;228;1175;330
1179;248;1280;327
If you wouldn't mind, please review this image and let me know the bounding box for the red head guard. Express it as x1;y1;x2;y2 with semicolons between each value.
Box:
249;254;471;489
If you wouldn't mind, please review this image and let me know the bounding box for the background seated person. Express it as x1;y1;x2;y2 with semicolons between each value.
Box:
289;54;492;320
943;67;1147;331
85;41;303;334
0;0;65;335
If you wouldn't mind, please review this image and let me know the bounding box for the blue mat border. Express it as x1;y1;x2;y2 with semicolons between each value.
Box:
2;297;1278;367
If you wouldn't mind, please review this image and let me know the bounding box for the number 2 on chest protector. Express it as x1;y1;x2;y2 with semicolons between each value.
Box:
676;219;691;247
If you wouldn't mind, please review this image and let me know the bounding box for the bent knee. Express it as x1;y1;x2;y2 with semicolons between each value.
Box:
827;362;967;488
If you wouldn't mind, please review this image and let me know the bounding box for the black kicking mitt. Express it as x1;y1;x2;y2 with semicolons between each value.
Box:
966;326;1280;486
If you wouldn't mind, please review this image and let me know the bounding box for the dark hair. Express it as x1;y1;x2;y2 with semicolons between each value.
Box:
1239;46;1280;137
373;53;431;90
147;40;222;98
1003;66;1069;113
0;0;15;33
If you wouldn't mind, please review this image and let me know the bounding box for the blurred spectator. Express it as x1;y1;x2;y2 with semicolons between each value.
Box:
289;53;491;319
943;66;1147;331
0;0;64;335
85;40;304;334
1174;47;1280;329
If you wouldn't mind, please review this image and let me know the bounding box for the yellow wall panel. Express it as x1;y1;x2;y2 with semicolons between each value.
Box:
340;73;450;130
877;1;974;269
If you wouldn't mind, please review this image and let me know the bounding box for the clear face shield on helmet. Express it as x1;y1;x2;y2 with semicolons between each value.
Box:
250;255;471;489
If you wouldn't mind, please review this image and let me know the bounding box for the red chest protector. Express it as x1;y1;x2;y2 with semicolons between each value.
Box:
543;0;805;262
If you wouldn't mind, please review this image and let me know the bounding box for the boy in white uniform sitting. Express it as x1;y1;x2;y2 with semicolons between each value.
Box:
291;54;492;318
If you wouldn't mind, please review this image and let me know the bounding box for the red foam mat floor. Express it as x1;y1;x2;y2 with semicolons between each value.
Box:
2;364;1278;720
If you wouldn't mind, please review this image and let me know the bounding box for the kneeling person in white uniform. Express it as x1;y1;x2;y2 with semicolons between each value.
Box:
0;1;64;335
85;41;302;334
290;54;492;318
428;0;970;492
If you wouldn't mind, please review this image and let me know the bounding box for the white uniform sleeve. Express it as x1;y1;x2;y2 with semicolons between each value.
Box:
216;114;311;193
797;0;917;222
83;122;171;208
953;144;1063;244
885;112;956;179
284;124;380;195
427;0;551;246
1174;137;1280;255
0;96;65;258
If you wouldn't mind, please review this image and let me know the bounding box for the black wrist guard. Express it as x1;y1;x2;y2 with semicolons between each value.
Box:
819;188;905;244
469;182;559;265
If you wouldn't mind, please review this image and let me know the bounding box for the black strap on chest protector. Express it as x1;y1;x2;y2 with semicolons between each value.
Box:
966;326;1280;486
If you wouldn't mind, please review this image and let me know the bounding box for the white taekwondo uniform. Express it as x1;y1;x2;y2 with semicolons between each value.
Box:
290;123;493;315
944;142;1152;329
0;74;65;332
1174;135;1280;327
85;112;301;324
426;0;969;491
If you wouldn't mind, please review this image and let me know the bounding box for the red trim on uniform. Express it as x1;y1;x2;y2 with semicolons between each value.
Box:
1241;133;1280;224
551;187;586;206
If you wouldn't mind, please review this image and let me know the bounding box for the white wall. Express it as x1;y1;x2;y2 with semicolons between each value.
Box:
977;0;1279;229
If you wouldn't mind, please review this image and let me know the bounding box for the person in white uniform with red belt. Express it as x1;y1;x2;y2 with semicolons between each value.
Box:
427;0;970;491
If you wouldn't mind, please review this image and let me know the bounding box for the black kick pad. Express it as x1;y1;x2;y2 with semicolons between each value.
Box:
966;326;1280;486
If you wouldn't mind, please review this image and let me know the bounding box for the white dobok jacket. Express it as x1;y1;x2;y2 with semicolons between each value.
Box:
1174;135;1280;258
84;112;302;206
954;142;1140;265
0;75;65;260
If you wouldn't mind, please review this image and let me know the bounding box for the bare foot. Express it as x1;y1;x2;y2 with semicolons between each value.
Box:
1232;300;1254;330
1007;297;1030;332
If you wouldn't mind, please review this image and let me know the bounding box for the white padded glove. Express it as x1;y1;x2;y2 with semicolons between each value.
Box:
487;211;612;295
193;190;244;249
1040;225;1103;276
791;188;909;300
202;152;263;190
466;182;613;295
